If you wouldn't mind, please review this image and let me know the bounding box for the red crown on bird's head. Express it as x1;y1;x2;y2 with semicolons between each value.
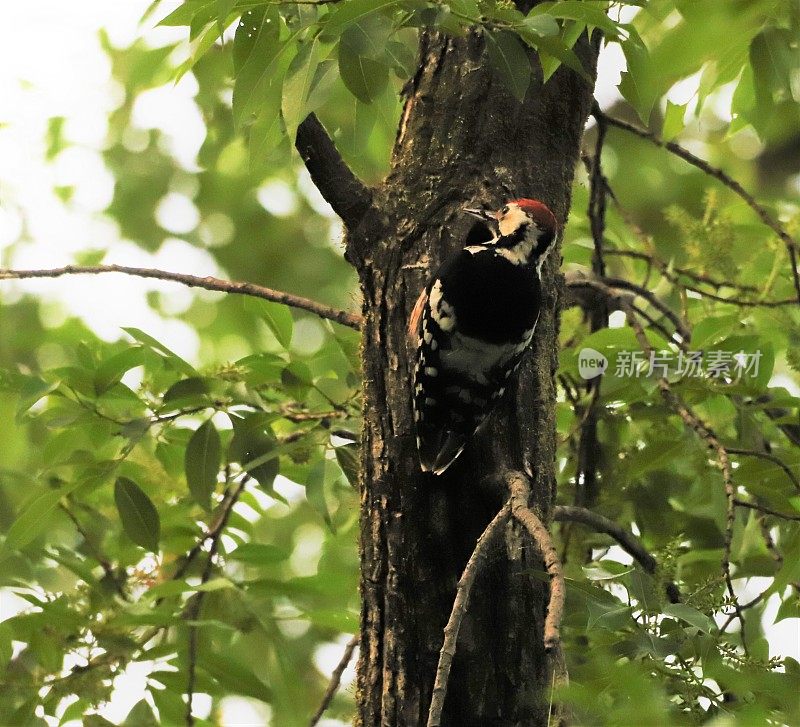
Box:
510;198;558;233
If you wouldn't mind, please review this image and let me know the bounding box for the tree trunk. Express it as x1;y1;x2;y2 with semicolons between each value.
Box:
352;26;598;727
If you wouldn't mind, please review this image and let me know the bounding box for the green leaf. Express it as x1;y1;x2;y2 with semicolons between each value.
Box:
0;621;12;668
162;376;211;406
94;346;147;394
114;477;161;552
215;0;237;31
15;376;58;421
185;419;221;510
282;38;325;141
229;414;280;490
335;443;360;487
485;30;531;102
123;327;196;376
618;35;657;124
662;603;716;634
531;34;588;82
751;28;800;108
122;699;158;727
529;1;621;39
5;484;79;551
228;543;288;565
323;0;422;39
197;649;273;702
83;716;117;727
306;458;335;530
662;100;687;140
338;43;390;103
306;59;340;111
519;14;560;39
232;8;293;127
385;40;417;78
259;300;294;349
281;361;313;398
587;600;632;630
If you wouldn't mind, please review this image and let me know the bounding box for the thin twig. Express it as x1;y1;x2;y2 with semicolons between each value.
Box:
603;276;691;342
563;274;686;346
59;503;127;599
185;477;249;726
507;472;565;652
0;264;362;329
725;447;800;493
604;250;796;307
309;634;359;726
427;503;511;727
617;298;746;645
732;498;800;522
598;107;800;305
552;505;681;603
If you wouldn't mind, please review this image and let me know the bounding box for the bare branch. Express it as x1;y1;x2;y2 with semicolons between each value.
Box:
427;502;511;727
598;107;800;305
553;505;681;603
603;276;691;342
0;264;362;329
309;634;359;727
563;273;688;345
733;498;800;522
507;472;565;652
726;447;800;494
604;250;797;308
296;113;373;235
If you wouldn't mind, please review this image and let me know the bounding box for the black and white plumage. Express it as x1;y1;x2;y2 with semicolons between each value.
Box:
409;198;558;475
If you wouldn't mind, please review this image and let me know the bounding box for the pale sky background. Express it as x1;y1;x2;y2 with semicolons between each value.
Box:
0;2;796;725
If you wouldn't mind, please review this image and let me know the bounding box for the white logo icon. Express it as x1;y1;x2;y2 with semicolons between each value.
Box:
578;348;608;380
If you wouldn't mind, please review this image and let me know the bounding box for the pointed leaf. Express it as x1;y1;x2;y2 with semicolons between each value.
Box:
94;346;147;394
122;327;196;376
663;603;716;634
114;477;160;552
259;300;294;349
283;38;324;140
485;30;531;102
662;100;687;140
185;420;221;510
306;459;334;530
5;487;71;551
335;443;360;488
323;0;423;39
338;44;389;103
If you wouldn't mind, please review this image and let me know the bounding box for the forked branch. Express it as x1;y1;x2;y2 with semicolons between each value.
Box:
427;502;511;727
427;472;567;727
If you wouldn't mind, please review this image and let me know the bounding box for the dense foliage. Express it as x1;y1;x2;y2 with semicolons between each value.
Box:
0;0;798;725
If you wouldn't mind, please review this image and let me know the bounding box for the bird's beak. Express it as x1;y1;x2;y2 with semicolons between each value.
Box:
462;207;495;221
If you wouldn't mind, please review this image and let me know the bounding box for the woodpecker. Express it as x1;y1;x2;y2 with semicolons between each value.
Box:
409;198;558;475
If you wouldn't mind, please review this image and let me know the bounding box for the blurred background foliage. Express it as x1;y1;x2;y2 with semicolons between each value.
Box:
0;0;798;725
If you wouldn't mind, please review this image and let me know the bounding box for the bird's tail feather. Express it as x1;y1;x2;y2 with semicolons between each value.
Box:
418;431;467;475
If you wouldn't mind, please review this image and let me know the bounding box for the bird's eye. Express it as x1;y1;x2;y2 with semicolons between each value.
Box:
501;205;509;215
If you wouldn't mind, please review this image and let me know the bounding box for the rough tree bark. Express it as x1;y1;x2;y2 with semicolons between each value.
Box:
347;24;598;727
